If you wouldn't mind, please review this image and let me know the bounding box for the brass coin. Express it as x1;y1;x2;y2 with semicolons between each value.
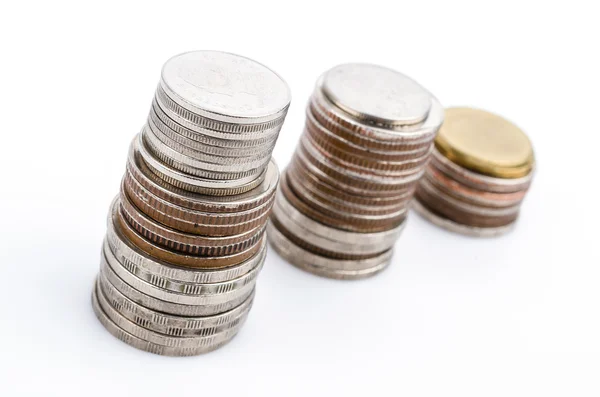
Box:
435;107;534;178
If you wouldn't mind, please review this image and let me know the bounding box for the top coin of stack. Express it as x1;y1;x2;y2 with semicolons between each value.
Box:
144;51;290;194
413;107;535;236
92;51;291;356
268;63;444;279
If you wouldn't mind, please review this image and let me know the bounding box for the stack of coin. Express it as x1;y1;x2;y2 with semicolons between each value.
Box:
92;51;290;356
268;63;443;279
413;107;535;237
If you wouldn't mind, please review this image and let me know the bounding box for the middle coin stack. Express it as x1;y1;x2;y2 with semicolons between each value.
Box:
92;51;291;356
268;63;443;279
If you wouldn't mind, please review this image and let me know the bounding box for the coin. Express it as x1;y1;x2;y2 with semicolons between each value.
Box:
414;108;535;236
98;276;254;337
92;51;289;354
106;198;268;282
160;51;291;125
93;281;248;355
435;107;535;178
126;142;279;213
267;221;393;280
268;63;443;279
321;63;432;126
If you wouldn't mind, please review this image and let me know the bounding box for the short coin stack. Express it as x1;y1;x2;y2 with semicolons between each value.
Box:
268;63;443;279
92;51;290;356
414;107;535;236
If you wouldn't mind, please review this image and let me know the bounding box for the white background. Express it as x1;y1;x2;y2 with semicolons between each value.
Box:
0;1;598;396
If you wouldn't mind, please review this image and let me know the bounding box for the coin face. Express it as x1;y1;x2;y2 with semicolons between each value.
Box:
435;107;534;178
321;63;432;126
161;51;291;122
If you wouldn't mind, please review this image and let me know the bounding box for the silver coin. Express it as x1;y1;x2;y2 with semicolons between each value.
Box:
99;256;254;317
104;238;264;298
147;116;274;166
272;191;405;256
102;244;258;306
311;86;442;143
136;133;267;193
321;63;432;126
160;51;291;124
97;276;253;337
267;221;393;280
126;145;280;212
143;127;268;179
149;104;278;155
411;199;516;237
92;283;246;354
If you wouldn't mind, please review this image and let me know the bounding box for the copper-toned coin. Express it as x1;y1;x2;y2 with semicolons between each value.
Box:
286;159;414;206
120;186;265;256
116;198;265;269
310;88;439;150
424;166;527;208
305;106;432;164
298;138;424;194
123;173;274;236
286;166;410;216
303;125;432;177
281;172;406;233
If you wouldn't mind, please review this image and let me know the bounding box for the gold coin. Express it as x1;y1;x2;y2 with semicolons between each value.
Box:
435;107;534;178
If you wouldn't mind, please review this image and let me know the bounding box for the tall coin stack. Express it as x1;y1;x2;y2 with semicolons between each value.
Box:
92;51;291;356
414;107;535;236
268;63;443;279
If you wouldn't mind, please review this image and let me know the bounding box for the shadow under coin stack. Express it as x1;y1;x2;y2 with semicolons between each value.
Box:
268;64;443;279
414;107;535;236
92;51;290;356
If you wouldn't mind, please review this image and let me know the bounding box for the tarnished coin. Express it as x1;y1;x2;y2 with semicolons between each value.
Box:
123;172;274;236
107;197;268;281
119;188;266;256
116;205;265;269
